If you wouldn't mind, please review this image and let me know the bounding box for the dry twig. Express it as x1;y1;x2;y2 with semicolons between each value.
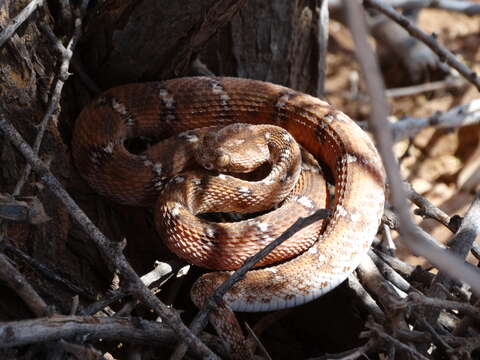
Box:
392;99;480;142
2;241;96;300
0;253;48;317
329;0;480;15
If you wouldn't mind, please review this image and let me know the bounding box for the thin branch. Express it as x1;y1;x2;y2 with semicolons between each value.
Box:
385;76;466;98
363;0;480;91
415;315;453;351
347;273;385;323
0;116;219;360
79;290;127;316
316;0;329;97
392;99;480;142
405;182;458;232
406;184;480;258
372;248;435;285
0;0;44;48
3;241;96;300
385;0;480;15
368;250;413;294
0;315;175;349
356;254;405;310
345;0;480;296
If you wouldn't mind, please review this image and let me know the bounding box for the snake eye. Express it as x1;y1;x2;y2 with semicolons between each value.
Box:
204;163;214;170
216;154;230;168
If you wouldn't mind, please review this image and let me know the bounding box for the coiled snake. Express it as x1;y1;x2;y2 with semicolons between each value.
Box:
72;77;385;314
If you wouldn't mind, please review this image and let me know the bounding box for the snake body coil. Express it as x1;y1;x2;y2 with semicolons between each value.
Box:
72;77;385;312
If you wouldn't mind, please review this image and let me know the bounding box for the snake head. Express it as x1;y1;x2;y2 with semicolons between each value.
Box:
197;150;231;172
195;123;270;173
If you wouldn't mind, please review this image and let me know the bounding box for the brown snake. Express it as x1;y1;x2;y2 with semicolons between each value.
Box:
72;76;385;313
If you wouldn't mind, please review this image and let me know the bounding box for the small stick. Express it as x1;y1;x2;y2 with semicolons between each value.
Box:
392;100;480;142
0;253;48;317
385;77;466;98
368;250;412;294
405;182;457;232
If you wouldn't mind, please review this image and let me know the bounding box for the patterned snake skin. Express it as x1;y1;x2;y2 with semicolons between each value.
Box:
72;77;385;312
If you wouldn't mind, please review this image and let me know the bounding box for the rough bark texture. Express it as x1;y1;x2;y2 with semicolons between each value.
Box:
81;0;248;87
201;0;321;94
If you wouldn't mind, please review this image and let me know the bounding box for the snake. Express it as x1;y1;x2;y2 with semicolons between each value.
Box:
72;76;385;313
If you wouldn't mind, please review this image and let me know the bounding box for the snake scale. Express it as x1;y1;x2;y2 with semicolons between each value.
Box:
72;77;385;312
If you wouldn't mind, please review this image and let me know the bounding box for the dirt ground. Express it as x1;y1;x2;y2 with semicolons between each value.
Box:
324;7;480;266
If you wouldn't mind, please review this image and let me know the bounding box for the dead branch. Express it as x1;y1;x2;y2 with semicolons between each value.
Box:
329;0;480;15
406;182;459;232
392;100;480;142
0;253;48;317
380;0;480;15
368;250;413;294
385;77;466;98
2;241;96;300
0;315;175;349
